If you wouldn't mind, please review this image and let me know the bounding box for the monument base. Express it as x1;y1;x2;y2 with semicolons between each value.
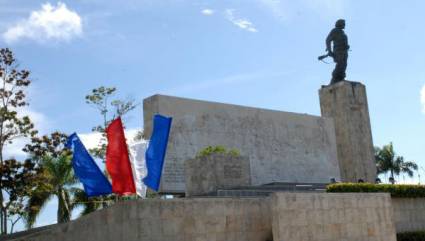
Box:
319;80;376;183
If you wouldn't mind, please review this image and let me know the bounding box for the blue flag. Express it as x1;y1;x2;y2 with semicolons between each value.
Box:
66;133;112;197
143;114;172;191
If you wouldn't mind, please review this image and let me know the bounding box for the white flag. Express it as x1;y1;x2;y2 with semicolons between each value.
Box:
129;141;148;198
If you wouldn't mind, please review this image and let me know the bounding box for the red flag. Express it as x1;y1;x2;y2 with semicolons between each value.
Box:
106;117;136;195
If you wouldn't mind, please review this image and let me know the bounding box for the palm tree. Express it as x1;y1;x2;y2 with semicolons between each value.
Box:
375;142;418;184
25;154;79;228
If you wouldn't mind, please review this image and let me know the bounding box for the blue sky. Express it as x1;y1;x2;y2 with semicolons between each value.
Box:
2;0;425;230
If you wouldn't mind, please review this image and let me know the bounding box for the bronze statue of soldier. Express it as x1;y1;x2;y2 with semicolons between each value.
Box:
319;19;350;85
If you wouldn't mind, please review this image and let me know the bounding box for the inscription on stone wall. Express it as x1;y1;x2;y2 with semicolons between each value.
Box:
162;160;185;183
224;164;242;179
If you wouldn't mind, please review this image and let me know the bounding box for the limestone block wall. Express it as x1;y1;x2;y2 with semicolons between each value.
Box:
392;198;425;233
7;193;402;241
9;198;272;241
185;153;251;197
271;193;396;241
319;81;377;183
144;94;340;193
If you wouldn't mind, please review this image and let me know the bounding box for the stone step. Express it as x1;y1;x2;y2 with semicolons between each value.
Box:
214;182;328;197
216;188;326;197
229;182;328;190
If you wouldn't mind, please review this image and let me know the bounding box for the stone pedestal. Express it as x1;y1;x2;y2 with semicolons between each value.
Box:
184;153;251;197
319;81;376;183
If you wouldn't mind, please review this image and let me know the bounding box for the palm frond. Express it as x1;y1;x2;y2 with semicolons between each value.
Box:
403;161;418;170
24;187;53;229
375;142;418;183
28;153;77;225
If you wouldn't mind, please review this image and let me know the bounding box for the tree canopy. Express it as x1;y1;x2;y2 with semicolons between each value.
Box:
375;142;418;184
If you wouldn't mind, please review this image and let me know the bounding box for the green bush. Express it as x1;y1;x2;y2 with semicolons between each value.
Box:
326;183;425;198
196;145;240;158
397;231;425;241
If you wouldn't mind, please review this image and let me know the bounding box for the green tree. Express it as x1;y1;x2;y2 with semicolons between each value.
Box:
23;131;69;160
85;86;137;160
1;159;41;233
0;48;39;234
23;132;81;228
375;142;418;184
25;153;78;228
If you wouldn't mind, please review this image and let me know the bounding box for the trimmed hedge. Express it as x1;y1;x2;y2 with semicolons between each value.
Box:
326;183;425;198
397;231;425;241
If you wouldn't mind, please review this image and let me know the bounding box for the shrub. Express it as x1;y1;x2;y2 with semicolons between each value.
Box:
196;145;240;158
397;231;425;241
326;183;425;198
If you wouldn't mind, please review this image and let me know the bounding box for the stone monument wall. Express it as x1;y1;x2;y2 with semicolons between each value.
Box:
144;94;340;193
319;81;377;183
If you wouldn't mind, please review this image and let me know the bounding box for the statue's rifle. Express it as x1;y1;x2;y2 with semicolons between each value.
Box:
317;52;334;64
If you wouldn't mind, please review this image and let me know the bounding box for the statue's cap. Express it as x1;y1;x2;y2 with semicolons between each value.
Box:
335;19;345;28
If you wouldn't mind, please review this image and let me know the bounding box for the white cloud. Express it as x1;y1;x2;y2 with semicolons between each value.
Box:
420;84;425;114
201;9;214;16
225;9;258;33
24;108;51;134
3;2;82;43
